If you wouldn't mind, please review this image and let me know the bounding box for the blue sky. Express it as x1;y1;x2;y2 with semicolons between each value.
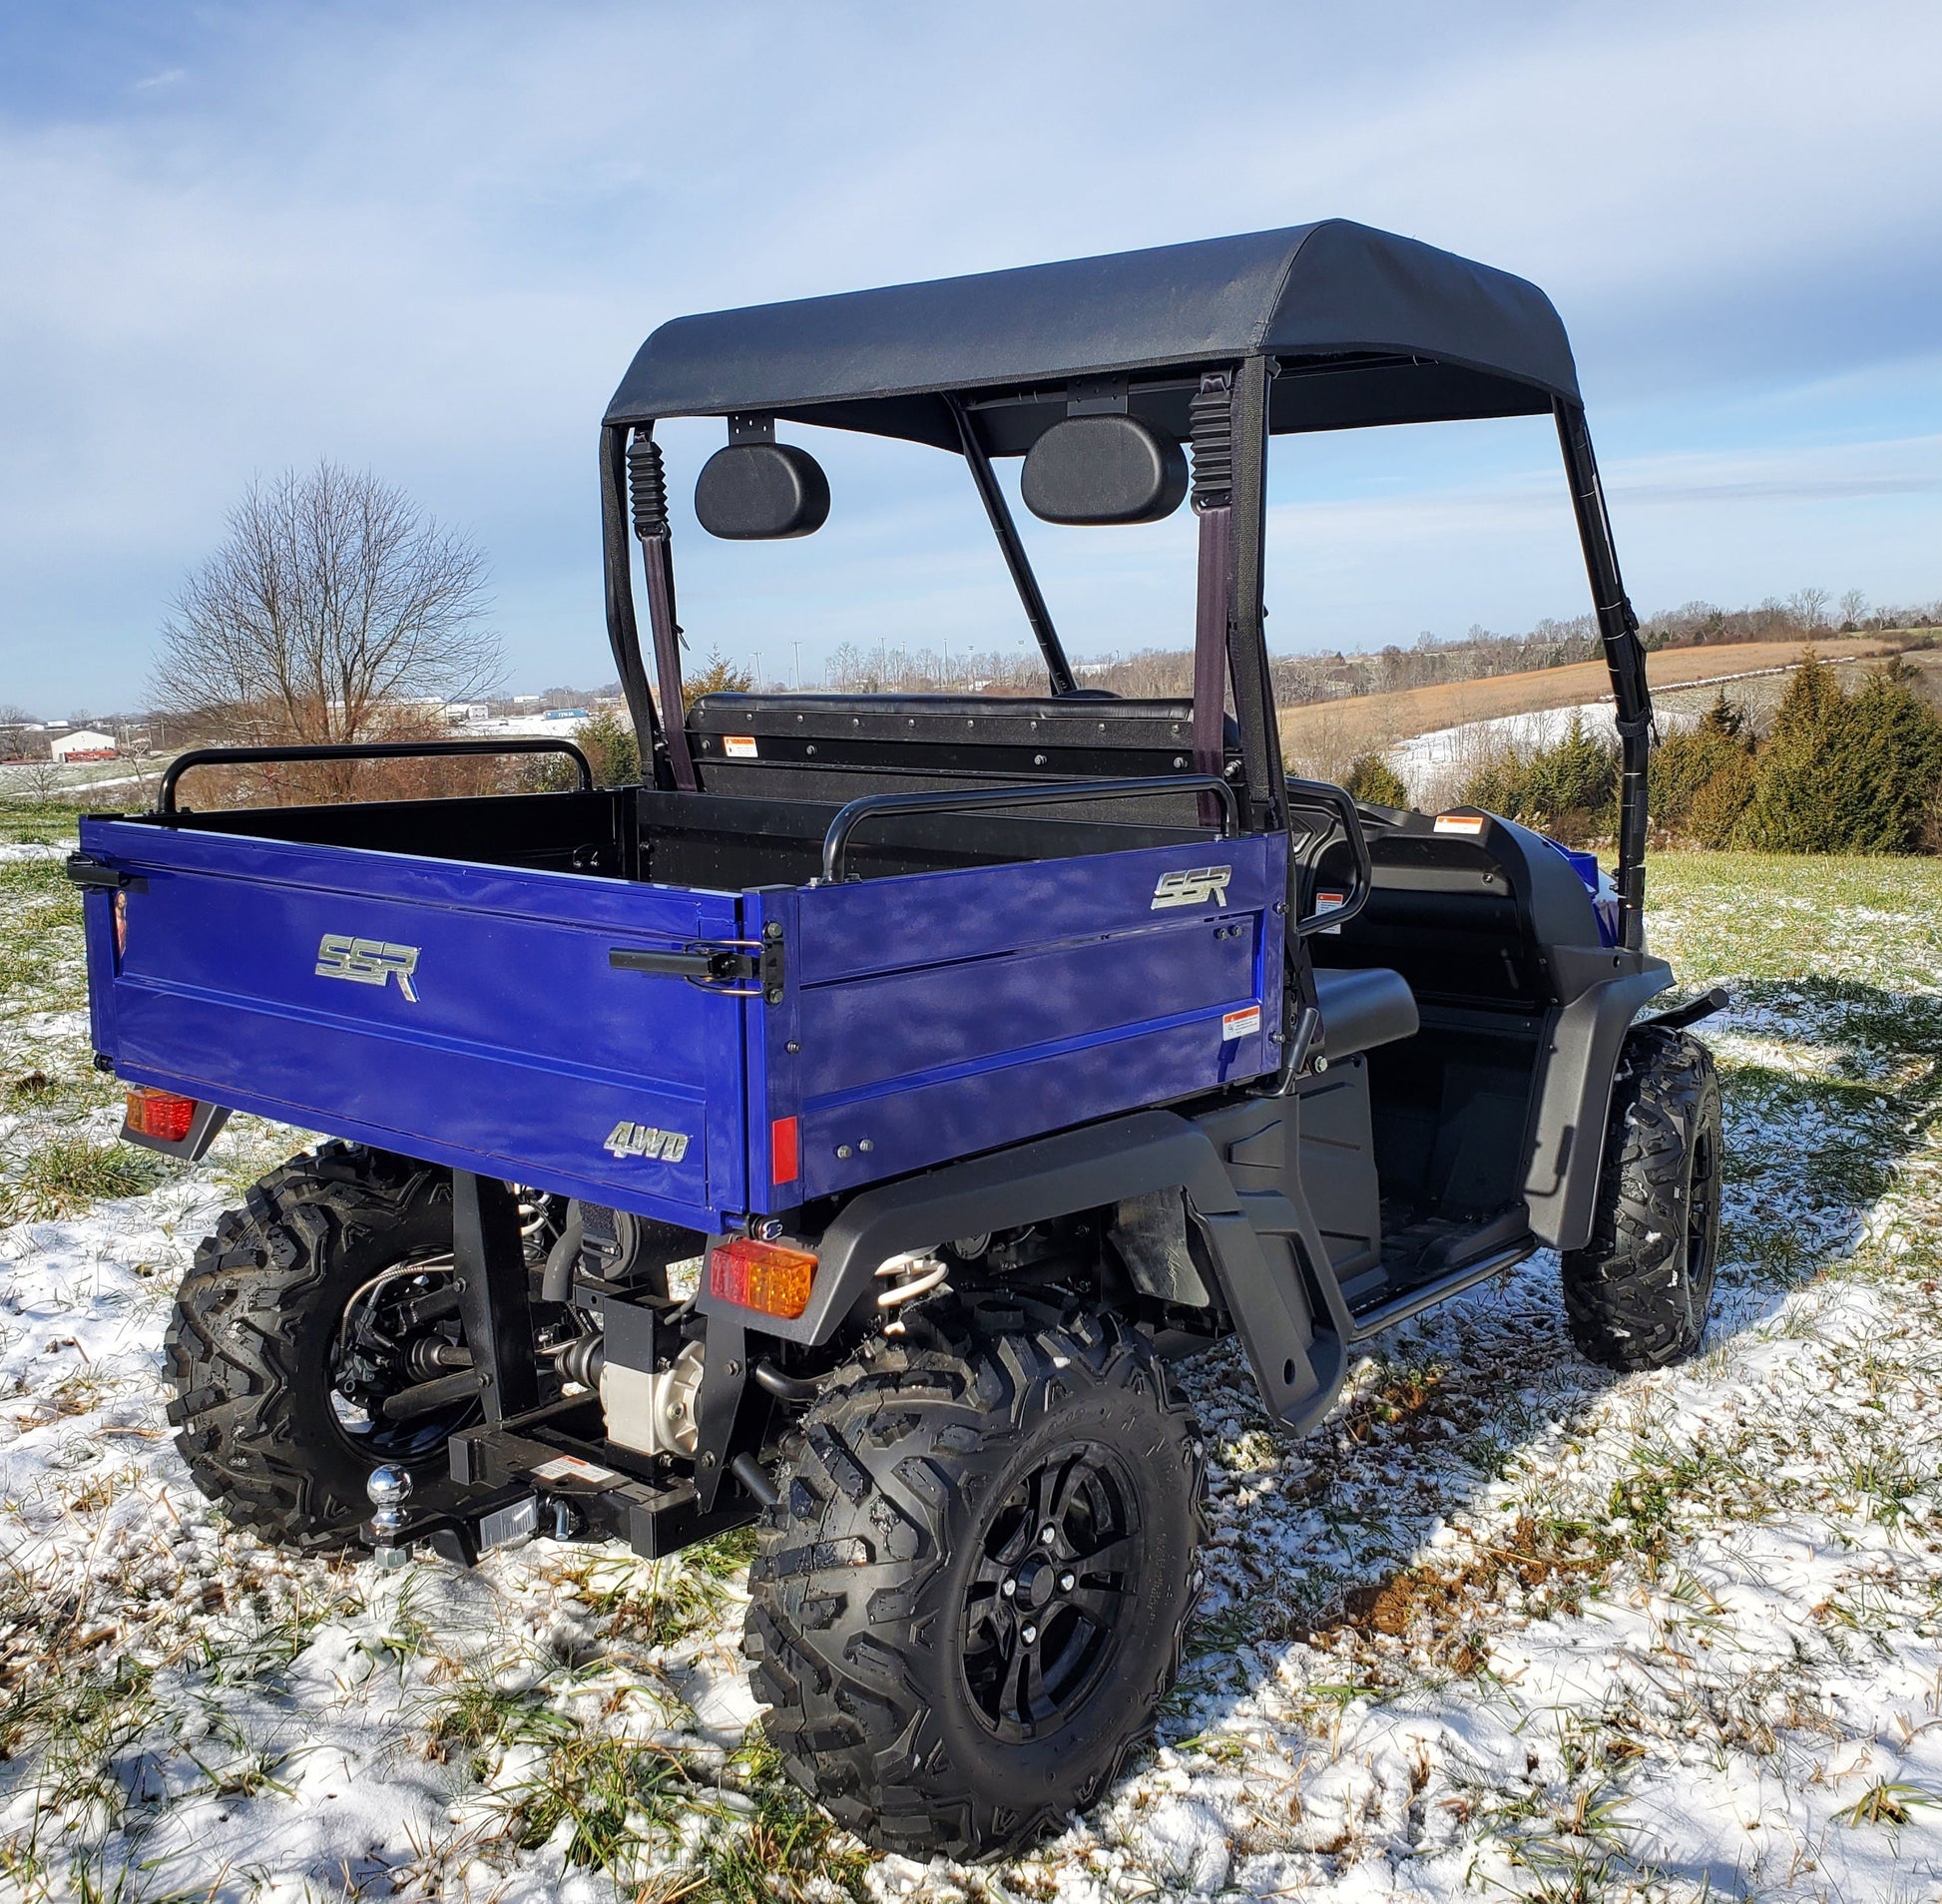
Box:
2;0;1938;715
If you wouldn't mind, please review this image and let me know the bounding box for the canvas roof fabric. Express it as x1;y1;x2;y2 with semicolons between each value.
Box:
606;220;1581;448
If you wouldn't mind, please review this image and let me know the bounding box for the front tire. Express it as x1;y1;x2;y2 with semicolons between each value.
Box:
744;1306;1205;1862
165;1143;468;1551
1562;1024;1723;1371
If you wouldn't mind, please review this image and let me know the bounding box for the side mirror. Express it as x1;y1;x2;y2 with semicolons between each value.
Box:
695;442;830;540
1020;415;1188;526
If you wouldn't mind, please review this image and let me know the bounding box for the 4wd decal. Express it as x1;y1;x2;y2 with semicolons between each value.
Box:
604;1121;691;1164
314;932;421;1002
1151;866;1230;910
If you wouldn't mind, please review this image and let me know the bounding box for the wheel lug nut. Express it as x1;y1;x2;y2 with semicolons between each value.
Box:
1021;1624;1038;1645
1001;1578;1016;1598
1059;1572;1075;1593
1039;1525;1056;1545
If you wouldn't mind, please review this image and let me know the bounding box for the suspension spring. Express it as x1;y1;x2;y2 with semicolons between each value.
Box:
874;1251;949;1333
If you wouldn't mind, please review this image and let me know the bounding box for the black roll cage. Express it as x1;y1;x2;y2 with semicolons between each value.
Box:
598;365;1652;950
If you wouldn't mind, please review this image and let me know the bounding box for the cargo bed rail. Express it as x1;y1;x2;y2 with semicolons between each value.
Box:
157;738;595;812
819;773;1239;883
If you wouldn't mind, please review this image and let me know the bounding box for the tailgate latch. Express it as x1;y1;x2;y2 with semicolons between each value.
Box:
66;852;146;893
609;934;784;1002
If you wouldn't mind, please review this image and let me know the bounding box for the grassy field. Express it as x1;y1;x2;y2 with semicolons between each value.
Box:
2;801;1941;1900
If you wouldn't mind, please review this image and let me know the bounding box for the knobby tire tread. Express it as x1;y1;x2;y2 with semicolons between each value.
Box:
1561;1025;1722;1371
164;1142;452;1552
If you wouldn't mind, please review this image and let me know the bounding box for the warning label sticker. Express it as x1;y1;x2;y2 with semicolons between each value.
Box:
1314;889;1346;934
1221;1005;1262;1041
723;734;759;759
1433;812;1487;836
531;1454;621;1487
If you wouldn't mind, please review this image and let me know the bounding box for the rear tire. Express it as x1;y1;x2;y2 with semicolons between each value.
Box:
165;1143;464;1552
1562;1024;1722;1371
743;1305;1205;1862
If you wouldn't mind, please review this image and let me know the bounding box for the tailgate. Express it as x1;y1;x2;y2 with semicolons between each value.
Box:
76;818;748;1224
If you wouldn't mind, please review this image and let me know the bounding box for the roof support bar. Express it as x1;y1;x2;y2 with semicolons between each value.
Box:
599;423;673;789
625;427;699;791
1555;400;1652;950
945;395;1076;696
1226;354;1284;827
1188;373;1235;825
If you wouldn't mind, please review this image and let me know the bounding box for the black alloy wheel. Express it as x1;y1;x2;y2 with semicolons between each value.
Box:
961;1445;1139;1740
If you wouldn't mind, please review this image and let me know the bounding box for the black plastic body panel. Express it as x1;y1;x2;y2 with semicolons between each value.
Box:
1524;954;1674;1248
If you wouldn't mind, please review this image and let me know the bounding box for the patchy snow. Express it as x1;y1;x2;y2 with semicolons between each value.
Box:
3;838;1942;1898
1387;701;1616;787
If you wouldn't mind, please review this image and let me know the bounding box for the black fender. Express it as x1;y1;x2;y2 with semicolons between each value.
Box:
1525;950;1675;1248
703;1106;1338;1432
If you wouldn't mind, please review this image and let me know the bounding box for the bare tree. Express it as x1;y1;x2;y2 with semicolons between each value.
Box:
1838;588;1868;631
152;462;500;743
0;705;32;763
1787;587;1830;631
12;754;65;802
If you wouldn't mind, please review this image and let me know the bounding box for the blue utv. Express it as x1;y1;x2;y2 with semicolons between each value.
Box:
70;221;1723;1860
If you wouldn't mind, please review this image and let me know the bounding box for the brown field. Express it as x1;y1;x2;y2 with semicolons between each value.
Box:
1278;635;1900;779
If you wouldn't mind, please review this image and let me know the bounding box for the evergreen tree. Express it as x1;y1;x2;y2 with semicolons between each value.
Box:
1650;695;1752;838
1521;714;1618;822
1737;649;1854;851
1343;753;1409;808
1698;689;1747;739
1824;664;1942;851
1738;651;1942;852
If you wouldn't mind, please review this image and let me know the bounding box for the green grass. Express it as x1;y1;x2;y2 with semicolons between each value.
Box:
0;803;84;848
549;1552;729;1650
0;1135;167;1224
0;860;86;1025
1650;849;1942;986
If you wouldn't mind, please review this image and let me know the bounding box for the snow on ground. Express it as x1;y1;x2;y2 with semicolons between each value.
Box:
1386;702;1613;791
2;822;1942;1900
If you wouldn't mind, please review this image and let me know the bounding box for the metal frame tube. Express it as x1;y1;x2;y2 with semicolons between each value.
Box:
1226;354;1283;828
944;395;1076;695
600;424;672;788
1555;401;1652;950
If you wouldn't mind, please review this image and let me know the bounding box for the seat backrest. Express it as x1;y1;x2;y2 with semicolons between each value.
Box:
687;691;1238;804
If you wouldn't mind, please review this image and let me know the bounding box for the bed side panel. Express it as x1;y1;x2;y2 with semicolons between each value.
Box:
758;833;1285;1205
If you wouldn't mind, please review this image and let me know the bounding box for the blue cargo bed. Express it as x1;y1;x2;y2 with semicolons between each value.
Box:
76;794;1284;1232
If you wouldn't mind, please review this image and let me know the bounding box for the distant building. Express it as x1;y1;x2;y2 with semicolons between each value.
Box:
52;728;117;761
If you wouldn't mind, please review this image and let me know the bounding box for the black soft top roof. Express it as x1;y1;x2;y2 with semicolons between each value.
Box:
606;220;1580;450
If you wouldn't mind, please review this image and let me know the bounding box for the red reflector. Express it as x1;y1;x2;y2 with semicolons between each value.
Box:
709;1237;817;1319
126;1086;197;1144
770;1116;799;1186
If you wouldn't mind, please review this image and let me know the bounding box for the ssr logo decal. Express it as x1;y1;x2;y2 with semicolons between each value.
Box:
1151;865;1231;910
604;1121;692;1164
315;932;421;1001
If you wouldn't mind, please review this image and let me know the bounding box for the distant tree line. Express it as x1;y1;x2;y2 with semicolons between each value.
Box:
820;590;1940;708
